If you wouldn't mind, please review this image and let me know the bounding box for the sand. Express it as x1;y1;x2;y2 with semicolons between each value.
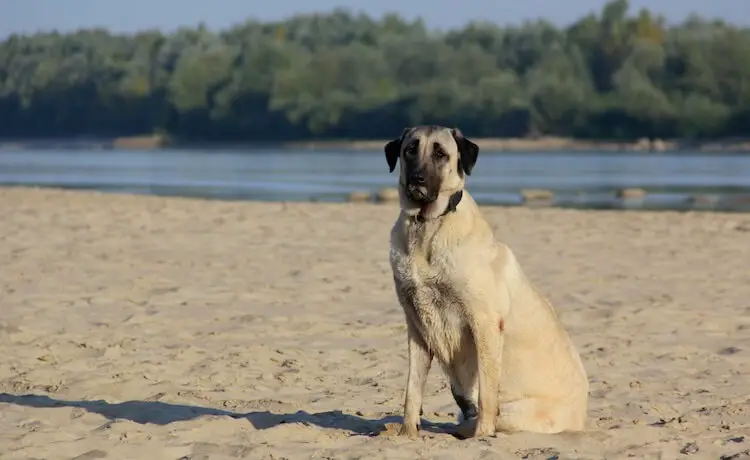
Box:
1;187;749;460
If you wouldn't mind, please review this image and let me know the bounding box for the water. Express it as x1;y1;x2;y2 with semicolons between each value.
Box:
1;147;749;212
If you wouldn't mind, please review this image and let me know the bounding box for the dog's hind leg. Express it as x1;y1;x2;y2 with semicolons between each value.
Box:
450;367;488;440
496;397;587;434
451;382;478;423
446;350;480;424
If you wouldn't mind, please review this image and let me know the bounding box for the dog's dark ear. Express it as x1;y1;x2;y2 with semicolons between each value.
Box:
384;137;401;173
452;128;479;176
385;128;412;173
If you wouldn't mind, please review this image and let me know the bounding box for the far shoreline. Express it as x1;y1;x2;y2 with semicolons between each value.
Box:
2;134;750;153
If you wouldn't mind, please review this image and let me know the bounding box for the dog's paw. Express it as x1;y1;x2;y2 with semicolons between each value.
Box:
454;419;476;439
474;420;496;438
398;423;421;439
455;418;495;439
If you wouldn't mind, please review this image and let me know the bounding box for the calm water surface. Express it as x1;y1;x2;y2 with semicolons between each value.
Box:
1;147;749;211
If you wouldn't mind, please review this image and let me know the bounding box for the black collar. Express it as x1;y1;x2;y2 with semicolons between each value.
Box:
415;190;463;223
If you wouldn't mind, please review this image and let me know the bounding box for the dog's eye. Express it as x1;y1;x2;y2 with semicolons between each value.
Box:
433;145;447;159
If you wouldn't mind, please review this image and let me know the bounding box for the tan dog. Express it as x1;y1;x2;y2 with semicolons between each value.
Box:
385;125;589;439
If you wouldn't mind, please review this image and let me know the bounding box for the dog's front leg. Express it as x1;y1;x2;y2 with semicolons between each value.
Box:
400;321;432;439
458;308;504;439
474;316;503;437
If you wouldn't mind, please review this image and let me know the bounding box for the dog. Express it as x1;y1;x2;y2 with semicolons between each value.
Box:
385;125;589;439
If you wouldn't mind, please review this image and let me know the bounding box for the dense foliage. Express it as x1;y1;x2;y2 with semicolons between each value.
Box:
1;0;749;141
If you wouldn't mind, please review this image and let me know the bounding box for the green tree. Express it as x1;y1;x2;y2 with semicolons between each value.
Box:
0;1;748;141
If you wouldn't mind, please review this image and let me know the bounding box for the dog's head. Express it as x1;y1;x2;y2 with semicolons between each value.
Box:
384;125;479;217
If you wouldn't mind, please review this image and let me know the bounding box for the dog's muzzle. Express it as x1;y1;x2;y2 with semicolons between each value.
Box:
405;171;436;203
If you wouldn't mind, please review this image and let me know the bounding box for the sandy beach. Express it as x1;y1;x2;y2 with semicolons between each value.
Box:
1;187;749;460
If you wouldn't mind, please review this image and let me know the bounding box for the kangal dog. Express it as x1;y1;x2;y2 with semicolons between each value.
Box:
385;125;589;439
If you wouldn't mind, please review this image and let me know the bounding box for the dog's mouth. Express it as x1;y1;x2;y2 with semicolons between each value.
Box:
406;184;437;204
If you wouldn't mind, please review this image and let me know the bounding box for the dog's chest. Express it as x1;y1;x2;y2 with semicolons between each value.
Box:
391;250;467;360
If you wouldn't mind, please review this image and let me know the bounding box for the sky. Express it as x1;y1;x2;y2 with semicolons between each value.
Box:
2;0;746;38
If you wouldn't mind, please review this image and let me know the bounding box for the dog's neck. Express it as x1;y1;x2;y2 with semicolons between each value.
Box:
413;190;463;223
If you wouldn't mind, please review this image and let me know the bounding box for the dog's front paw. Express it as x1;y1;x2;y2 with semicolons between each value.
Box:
398;422;420;439
474;419;496;437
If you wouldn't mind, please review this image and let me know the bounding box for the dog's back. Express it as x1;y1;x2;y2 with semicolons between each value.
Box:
493;243;589;431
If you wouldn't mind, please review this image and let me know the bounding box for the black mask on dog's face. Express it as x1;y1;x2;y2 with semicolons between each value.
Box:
384;125;479;205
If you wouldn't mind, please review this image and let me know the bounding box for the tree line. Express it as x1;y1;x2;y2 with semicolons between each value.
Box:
1;0;749;142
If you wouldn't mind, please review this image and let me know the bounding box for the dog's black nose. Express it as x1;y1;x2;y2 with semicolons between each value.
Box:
409;171;426;185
